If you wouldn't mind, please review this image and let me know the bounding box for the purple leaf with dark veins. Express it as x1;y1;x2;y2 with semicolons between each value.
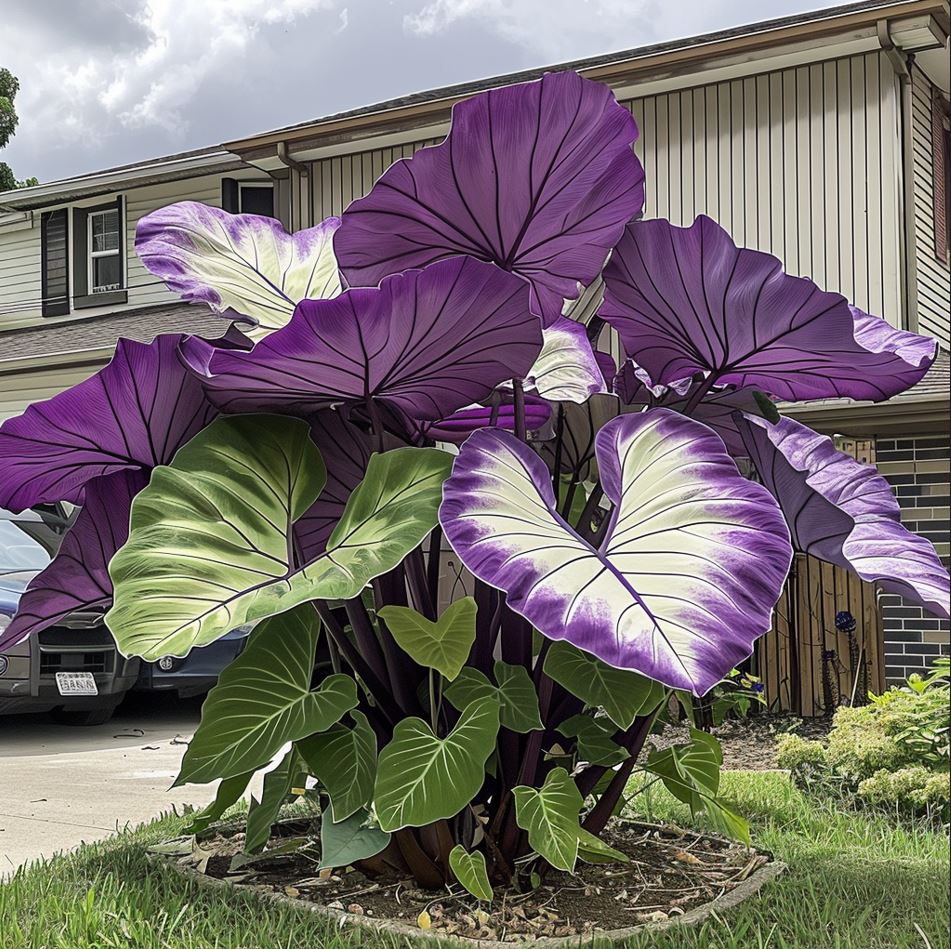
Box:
599;216;936;401
737;413;950;618
0;335;216;512
334;70;644;325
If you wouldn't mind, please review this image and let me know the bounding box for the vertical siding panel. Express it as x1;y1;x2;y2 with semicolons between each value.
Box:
756;74;771;249
783;70;799;272
865;53;885;315
822;61;840;293
668;92;683;224
731;79;746;243
654;94;670;220
704;85;719;221
321;158;333;222
796;67;812;277
641;96;657;217
693;89;706;218
718;83;733;234
680;91;695;218
361;152;374;204
836;58;855;301
809;63;826;284
743;77;758;246
851;55;870;312
768;72;785;264
877;54;902;324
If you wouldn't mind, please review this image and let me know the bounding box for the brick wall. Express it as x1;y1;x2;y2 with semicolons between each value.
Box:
876;433;951;685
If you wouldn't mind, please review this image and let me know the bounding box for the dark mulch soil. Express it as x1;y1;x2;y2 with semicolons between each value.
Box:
649;714;834;771
165;819;770;943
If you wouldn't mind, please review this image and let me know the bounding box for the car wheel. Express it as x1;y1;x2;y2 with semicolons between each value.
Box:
51;706;116;726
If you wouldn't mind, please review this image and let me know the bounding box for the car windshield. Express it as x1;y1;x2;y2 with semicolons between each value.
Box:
0;508;68;575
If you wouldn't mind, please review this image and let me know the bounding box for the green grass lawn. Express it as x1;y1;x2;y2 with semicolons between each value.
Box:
1;771;947;949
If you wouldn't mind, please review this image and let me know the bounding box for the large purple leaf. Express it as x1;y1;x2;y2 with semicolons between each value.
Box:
599;216;936;401
419;396;551;445
136;202;340;340
670;383;764;457
294;410;373;563
334;70;644;325
0;335;216;512
738;414;950;617
0;470;147;650
188;257;543;422
440;410;792;694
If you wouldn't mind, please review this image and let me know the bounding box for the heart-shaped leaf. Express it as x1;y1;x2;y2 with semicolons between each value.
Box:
544;642;664;730
512;767;585;872
176;606;358;785
136;203;340;339
244;749;308;854
444;662;543;733
373;696;500;831
524;318;606;403
557;715;628;767
448;845;493;902
378;597;477;681
297;711;377;823
319;808;391;870
107;414;452;659
441;411;793;695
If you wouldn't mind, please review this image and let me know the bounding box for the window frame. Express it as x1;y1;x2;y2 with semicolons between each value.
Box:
71;196;127;310
86;206;122;295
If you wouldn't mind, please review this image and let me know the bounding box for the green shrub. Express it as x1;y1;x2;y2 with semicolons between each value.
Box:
779;660;949;820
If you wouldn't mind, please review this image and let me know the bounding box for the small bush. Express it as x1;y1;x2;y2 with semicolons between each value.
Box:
778;661;950;821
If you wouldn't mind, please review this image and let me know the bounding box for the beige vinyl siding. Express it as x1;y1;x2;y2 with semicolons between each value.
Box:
0;361;105;422
306;51;905;327
0;222;43;328
124;174;222;309
910;66;951;349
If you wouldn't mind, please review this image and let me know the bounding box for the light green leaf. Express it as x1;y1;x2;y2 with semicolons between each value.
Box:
448;845;493;902
319;808;391;870
244;749;307;854
176;607;358;785
378;597;476;681
576;827;629;864
185;770;254;836
297;710;377;822
108;412;452;660
557;715;628;767
512;767;584;872
373;696;500;831
644;728;749;844
543;641;665;729
444;661;543;734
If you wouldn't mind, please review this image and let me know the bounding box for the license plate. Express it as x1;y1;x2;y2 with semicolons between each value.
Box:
55;672;99;696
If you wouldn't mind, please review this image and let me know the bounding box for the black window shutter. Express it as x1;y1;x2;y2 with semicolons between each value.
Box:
221;178;239;213
238;185;275;217
41;209;69;317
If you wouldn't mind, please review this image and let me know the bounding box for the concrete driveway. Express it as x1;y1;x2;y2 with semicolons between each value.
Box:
0;694;242;873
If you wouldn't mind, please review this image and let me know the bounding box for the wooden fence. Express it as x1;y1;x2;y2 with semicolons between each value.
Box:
754;552;885;717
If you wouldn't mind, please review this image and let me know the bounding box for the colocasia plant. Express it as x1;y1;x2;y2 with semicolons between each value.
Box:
1;71;948;895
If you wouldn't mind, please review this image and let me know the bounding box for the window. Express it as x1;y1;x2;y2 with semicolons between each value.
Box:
239;183;274;217
88;207;122;293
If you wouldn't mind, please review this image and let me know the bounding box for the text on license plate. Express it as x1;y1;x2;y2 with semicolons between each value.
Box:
55;672;99;696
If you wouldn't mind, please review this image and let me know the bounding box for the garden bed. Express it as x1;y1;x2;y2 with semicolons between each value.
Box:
149;817;783;946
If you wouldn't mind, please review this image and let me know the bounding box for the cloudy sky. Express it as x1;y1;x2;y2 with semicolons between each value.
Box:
2;0;836;184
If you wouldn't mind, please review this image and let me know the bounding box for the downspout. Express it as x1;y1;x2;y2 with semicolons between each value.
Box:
878;19;919;332
274;142;311;231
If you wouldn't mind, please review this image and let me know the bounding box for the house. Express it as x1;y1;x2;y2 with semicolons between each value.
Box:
0;0;948;698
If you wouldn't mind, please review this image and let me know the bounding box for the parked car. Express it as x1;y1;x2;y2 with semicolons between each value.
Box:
0;506;139;725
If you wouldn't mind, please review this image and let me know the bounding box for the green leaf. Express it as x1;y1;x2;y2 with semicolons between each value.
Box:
297;710;377;822
448;845;493;902
373;696;500;831
512;767;584;872
644;728;749;844
244;749;307;854
378;597;476;681
185;770;254;836
543;640;665;729
444;661;543;733
108;412;452;660
176;607;358;785
319;808;391;870
576;827;629;864
557;715;628;767
752;390;782;422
